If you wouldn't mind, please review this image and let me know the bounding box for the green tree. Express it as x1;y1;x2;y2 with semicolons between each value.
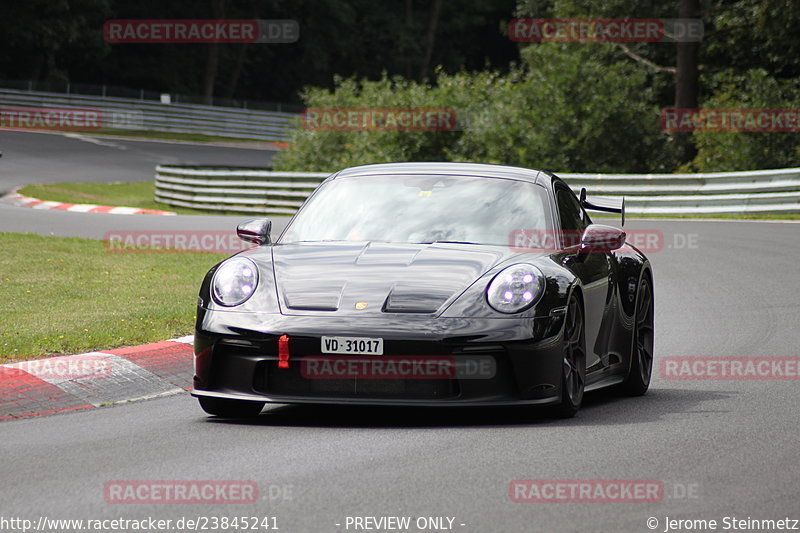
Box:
274;44;677;173
0;0;110;83
684;70;800;171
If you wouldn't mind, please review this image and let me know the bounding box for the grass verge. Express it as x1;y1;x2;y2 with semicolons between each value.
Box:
17;181;234;216
0;232;226;362
66;127;282;146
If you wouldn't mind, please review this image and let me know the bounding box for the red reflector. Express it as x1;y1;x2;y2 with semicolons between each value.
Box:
278;334;290;369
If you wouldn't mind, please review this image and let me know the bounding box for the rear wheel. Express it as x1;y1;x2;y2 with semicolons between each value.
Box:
621;275;654;396
198;396;265;418
552;293;586;418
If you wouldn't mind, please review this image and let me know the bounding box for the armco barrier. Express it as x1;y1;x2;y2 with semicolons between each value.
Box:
0;88;295;141
154;165;800;216
560;167;800;215
155;166;329;214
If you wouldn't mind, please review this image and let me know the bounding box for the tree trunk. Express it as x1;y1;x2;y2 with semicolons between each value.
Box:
404;0;414;79
224;44;248;101
675;0;700;163
202;0;227;105
202;45;220;105
418;0;444;81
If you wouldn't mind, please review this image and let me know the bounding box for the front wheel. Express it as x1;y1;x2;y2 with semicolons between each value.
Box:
552;293;586;418
621;275;654;396
198;396;265;418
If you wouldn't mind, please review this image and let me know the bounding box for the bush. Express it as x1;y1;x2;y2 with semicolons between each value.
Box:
450;43;677;172
683;69;800;172
274;46;798;174
272;73;469;171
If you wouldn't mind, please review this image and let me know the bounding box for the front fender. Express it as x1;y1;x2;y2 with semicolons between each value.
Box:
440;256;577;320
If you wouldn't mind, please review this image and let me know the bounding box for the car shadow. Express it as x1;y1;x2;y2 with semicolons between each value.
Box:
203;386;736;429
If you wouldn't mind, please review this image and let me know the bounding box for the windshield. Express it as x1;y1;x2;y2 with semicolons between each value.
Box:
279;175;551;246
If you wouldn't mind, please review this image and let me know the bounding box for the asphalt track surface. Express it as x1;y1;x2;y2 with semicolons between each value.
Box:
0;130;277;193
0;129;283;237
0;200;291;239
2;132;800;532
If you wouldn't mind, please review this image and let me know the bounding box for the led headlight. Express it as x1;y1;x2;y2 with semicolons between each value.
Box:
211;257;259;307
486;263;544;314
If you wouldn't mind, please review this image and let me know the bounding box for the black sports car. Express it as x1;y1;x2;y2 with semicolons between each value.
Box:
192;162;654;418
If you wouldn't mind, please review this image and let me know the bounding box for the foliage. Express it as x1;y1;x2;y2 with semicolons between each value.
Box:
274;44;677;173
2;0;799;172
683;70;800;171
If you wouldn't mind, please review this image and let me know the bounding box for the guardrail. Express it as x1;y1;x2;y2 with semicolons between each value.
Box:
154;165;800;216
0;78;297;111
155;166;329;214
560;167;800;215
0;88;295;141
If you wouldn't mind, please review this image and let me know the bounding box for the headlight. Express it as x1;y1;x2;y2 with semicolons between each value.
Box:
211;257;259;307
486;263;545;314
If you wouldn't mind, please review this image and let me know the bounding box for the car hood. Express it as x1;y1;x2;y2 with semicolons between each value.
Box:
271;241;521;316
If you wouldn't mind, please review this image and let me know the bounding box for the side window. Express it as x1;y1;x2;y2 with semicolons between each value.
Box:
556;187;588;247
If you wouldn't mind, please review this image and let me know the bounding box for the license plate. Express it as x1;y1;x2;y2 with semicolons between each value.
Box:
321;336;384;355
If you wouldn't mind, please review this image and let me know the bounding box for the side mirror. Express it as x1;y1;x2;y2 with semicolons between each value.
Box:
579;224;626;254
237;218;272;245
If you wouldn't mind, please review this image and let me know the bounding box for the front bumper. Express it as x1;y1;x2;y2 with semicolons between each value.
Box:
192;310;566;406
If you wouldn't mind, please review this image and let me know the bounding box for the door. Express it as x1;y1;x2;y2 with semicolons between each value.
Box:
554;185;612;374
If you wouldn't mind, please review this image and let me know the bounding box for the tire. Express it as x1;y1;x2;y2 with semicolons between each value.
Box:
552;293;586;418
198;396;265;418
621;275;654;396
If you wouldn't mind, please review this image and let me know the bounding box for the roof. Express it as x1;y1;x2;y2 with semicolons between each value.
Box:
333;162;549;186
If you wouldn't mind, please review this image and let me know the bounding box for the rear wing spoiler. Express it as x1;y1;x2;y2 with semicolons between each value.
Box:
581;187;625;226
579;188;625;226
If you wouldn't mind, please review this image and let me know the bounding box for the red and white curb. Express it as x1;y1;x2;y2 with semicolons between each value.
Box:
0;335;194;421
2;192;176;215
